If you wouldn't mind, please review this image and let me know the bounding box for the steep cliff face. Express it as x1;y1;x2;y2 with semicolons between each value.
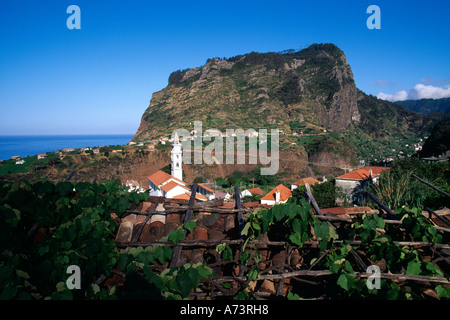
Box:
133;44;360;141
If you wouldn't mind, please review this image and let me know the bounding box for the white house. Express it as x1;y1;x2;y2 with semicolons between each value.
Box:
335;166;389;205
260;184;292;206
215;191;231;201
240;187;265;198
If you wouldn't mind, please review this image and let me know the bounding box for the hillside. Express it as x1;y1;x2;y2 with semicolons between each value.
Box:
419;118;450;158
132;44;441;171
396;97;450;114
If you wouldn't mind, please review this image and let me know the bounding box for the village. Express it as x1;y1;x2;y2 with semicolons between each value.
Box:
138;132;391;212
2;128;438;211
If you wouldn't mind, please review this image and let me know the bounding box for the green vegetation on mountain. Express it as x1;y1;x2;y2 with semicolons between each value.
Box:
397;97;450;115
419;118;450;158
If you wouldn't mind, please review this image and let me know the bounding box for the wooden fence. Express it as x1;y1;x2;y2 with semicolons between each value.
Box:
112;182;450;299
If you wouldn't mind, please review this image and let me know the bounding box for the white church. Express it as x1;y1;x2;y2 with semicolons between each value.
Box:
147;133;215;201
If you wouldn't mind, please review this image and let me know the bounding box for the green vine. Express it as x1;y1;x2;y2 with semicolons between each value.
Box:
0;179;448;300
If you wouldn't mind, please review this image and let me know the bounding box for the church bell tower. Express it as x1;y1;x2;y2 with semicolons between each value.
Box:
171;132;183;181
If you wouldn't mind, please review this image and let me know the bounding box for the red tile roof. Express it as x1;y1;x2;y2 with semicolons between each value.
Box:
198;183;215;194
292;177;320;186
160;180;190;192
261;184;292;202
147;170;185;186
335;169;372;180
247;187;265;195
336;166;389;181
172;192;208;201
364;166;389;175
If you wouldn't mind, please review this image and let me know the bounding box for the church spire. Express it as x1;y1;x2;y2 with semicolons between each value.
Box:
171;132;183;181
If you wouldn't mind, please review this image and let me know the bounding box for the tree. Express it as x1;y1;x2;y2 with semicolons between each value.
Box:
289;181;336;208
312;182;336;208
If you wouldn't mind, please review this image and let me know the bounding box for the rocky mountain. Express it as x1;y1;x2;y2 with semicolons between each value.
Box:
132;43;441;172
134;44;360;140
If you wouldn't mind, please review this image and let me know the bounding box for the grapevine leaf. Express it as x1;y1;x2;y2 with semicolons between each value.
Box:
0;283;18;300
0;266;14;282
337;273;354;291
168;229;183;244
155;247;165;264
287;292;300;300
240;251;251;264
373;236;389;244
118;254;131;271
289;233;302;246
406;261;421;275
247;269;259;280
15;269;30;280
91;284;100;295
436;285;450;298
216;243;226;253
163;245;173;261
292;218;301;234
287;204;299;219
315;221;329;240
261;211;270;233
425;262;443;277
144;266;163;289
183;220;196;232
272;205;285;222
221;282;232;289
38;245;49;256
241;222;251;236
197;264;212;280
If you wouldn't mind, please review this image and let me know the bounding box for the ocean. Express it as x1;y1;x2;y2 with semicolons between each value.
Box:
0;134;134;161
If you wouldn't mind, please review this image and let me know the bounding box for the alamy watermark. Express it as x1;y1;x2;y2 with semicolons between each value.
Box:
366;265;381;290
366;5;381;30
66;265;81;290
171;121;279;176
67;5;81;29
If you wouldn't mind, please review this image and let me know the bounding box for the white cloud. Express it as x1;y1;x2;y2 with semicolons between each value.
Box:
377;84;450;102
409;84;450;100
377;90;408;101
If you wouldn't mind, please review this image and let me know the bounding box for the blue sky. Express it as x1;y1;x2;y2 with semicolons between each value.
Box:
1;0;449;135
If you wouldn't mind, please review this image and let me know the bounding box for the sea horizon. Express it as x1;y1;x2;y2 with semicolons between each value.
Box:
0;134;134;161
